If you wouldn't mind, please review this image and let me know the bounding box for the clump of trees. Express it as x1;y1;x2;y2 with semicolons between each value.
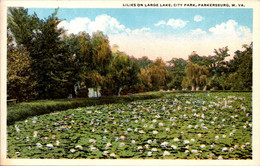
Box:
7;8;252;101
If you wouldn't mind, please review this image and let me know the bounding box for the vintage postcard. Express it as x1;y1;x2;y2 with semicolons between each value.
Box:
1;0;260;165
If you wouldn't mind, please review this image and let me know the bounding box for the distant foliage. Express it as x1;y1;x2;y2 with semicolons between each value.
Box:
7;8;252;101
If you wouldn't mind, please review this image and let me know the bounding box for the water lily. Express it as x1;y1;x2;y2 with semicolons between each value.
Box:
36;143;42;148
173;138;179;142
218;156;224;160
191;149;197;153
127;128;132;131
120;136;126;140
33;131;38;137
163;151;170;156
46;144;53;149
106;143;112;147
222;135;226;138
165;128;170;131
158;123;164;127
222;147;228;152
170;145;177;150
215;136;219;140
56;140;60;147
110;153;116;158
75;145;83;150
70;149;76;153
197;133;202;137
15;125;21;133
229;147;234;152
89;139;96;143
103;151;109;156
147;151;152;156
151;148;158;152
210;144;215;148
90;146;98;151
131;140;136;144
245;142;250;146
139;130;145;134
153;131;158;134
200;144;206;148
137;146;143;151
15;152;20;156
183;140;190;144
119;143;125;147
184;150;189;155
147;140;152;144
160;142;169;147
25;137;30;142
145;144;149;149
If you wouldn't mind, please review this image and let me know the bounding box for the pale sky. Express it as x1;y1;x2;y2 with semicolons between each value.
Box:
28;8;253;61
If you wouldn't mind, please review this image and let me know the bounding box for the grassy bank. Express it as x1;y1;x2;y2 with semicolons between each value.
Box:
7;92;165;125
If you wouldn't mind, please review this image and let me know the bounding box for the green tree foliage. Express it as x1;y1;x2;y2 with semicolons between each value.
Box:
138;68;152;90
210;46;230;76
150;58;169;90
63;32;92;96
106;52;139;96
227;43;252;90
7;32;37;101
91;31;112;76
138;58;168;91
182;62;209;91
167;58;187;90
8;8;72;99
135;56;153;69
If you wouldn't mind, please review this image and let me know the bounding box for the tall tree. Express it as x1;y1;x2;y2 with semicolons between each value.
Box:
7;32;37;101
182;62;209;91
63;32;92;96
107;52;139;96
149;58;168;90
8;8;72;99
167;58;187;90
91;31;112;76
227;43;252;90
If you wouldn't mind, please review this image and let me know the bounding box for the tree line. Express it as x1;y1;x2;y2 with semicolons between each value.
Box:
7;8;252;101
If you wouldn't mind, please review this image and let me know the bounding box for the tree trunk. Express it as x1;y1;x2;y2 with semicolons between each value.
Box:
191;85;195;91
203;85;207;91
118;87;122;97
196;87;200;91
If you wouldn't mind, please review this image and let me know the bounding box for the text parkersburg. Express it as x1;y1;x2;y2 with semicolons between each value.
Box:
122;3;245;8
